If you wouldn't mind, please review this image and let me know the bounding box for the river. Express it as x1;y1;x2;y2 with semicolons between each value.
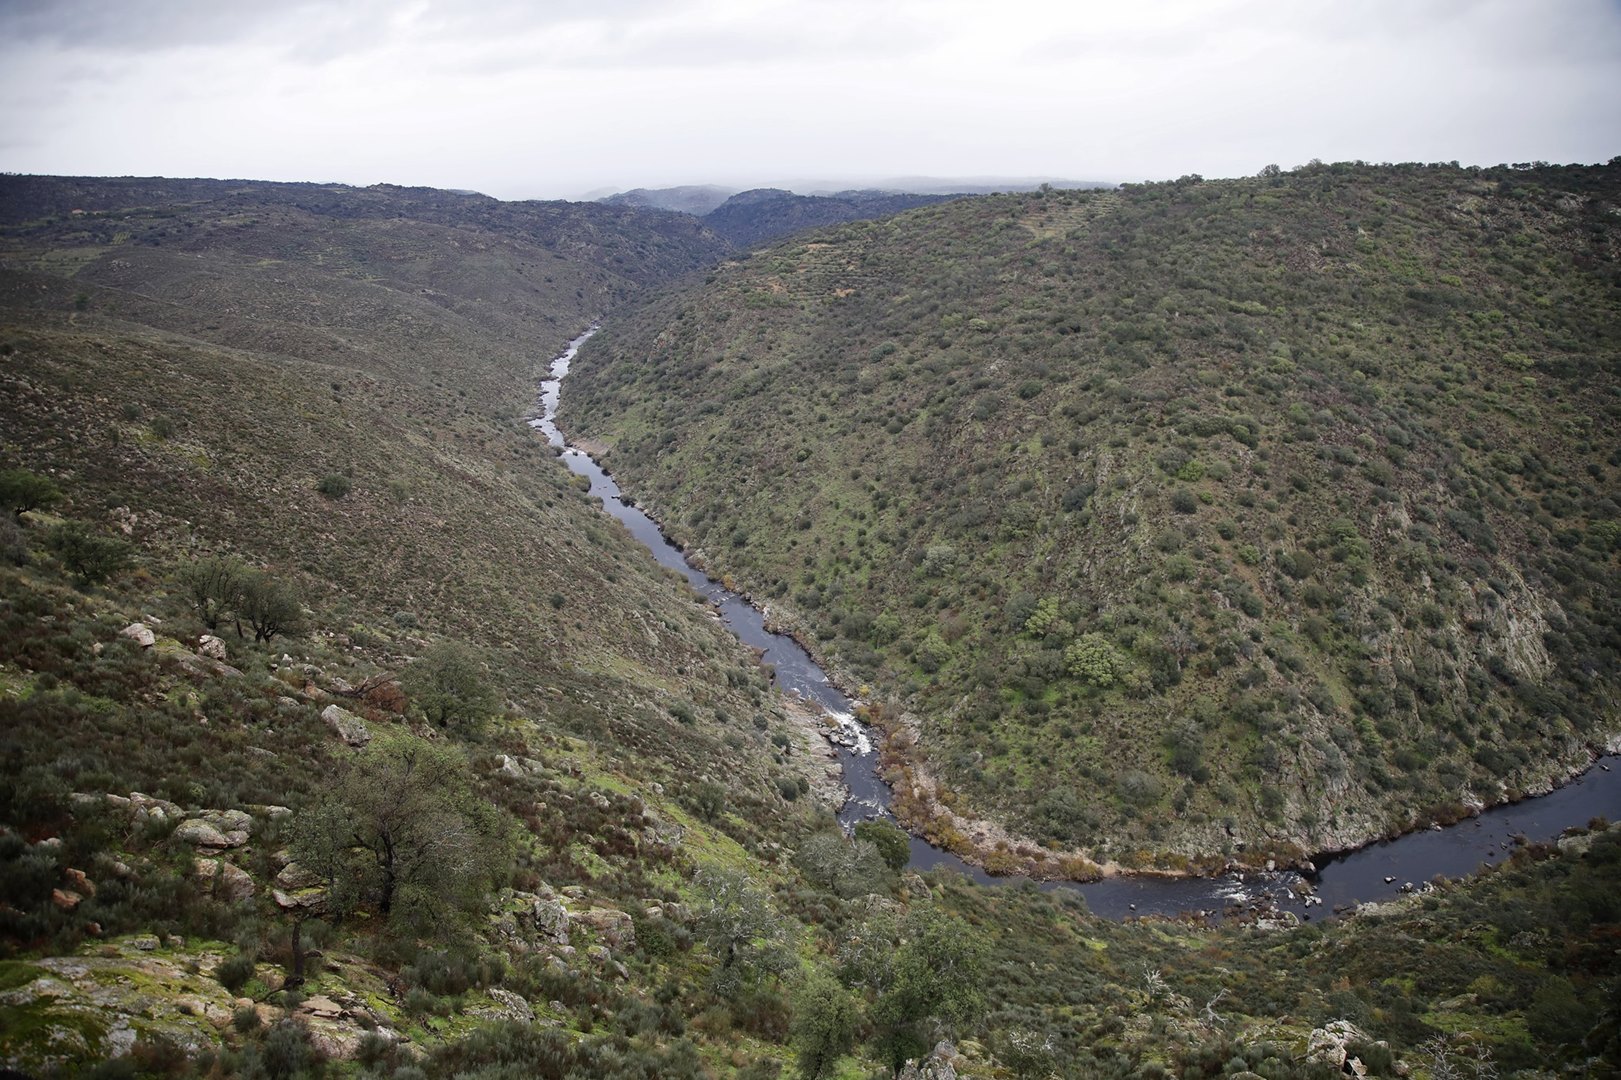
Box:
534;328;1621;921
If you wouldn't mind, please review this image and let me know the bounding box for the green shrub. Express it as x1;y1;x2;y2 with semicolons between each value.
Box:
215;951;257;993
315;473;352;499
1065;634;1122;687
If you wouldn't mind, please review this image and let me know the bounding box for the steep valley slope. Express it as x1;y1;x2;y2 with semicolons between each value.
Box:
562;160;1621;872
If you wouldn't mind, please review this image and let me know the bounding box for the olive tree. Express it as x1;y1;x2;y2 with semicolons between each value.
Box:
790;969;859;1079
692;867;793;994
402;640;496;731
291;732;509;931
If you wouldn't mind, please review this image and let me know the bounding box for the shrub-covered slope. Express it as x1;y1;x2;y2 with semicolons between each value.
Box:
563;161;1621;867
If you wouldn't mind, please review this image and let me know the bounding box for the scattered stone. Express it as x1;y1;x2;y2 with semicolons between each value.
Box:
588;791;610;810
51;888;82;911
320;704;371;747
64;867;96;897
120;623;156;648
131;934;160;951
197;635;228;660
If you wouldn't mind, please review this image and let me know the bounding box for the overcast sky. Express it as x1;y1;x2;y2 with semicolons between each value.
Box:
2;0;1618;200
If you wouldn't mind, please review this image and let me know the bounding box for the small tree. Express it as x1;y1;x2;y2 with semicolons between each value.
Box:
796;831;892;898
693;867;792;994
869;905;989;1071
0;468;62;517
46;522;131;587
790;970;859;1080
291;732;509;930
177;555;249;632
237;571;305;644
402;640;496;731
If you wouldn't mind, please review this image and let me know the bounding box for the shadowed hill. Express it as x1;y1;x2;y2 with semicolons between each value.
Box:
702;187;965;248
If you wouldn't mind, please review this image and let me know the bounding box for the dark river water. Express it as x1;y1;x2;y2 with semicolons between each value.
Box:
536;329;1621;921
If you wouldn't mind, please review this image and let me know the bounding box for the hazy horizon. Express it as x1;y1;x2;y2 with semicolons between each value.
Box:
2;0;1618;201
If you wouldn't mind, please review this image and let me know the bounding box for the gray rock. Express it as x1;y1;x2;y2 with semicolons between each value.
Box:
197;634;228;660
128;792;182;824
531;898;570;945
575;907;637;951
320;704;371;748
275;862;322;891
120;623;156;648
173;820;242;849
193;858;256;902
481;987;535;1024
197;809;254;835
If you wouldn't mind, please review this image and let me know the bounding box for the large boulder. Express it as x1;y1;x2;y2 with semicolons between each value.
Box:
173;819;246;850
271;862;327;913
1306;1020;1375;1073
477;987;535;1024
531;897;571;945
320;705;371;748
120;623;156;648
197;809;254;836
193;858;256;902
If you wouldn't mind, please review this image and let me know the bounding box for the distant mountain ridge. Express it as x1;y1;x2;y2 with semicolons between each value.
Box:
592;178;1115;248
597;183;737;215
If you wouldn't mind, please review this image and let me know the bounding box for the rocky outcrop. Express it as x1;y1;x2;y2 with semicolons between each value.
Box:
271;862;327;912
0;940;234;1073
899;1040;965;1080
1306;1020;1382;1075
574;906;636;951
120;622;155;648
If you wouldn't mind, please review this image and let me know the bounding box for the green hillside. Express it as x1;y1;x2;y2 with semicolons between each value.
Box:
1;173;1616;1080
563;161;1621;870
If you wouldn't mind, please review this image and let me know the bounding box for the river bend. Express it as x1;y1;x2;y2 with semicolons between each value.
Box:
535;329;1621;921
